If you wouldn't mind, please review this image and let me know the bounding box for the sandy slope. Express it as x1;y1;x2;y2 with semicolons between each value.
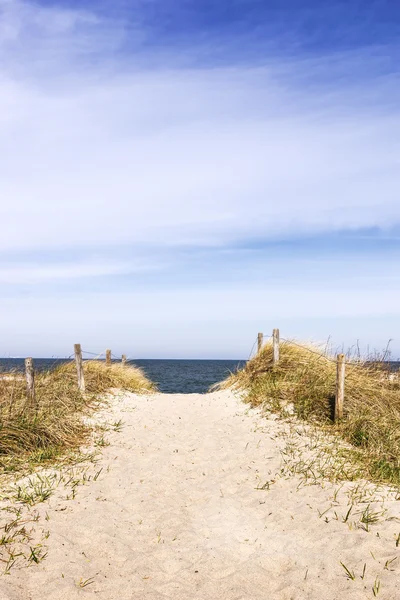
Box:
1;390;399;600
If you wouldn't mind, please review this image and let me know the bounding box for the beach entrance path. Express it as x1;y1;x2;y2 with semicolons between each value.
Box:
2;390;399;600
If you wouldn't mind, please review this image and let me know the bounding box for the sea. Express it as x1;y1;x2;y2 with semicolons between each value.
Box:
0;359;246;394
2;358;398;394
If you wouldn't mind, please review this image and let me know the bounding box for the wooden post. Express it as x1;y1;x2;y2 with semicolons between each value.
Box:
335;353;345;421
121;354;127;366
106;349;112;366
74;344;85;392
272;328;280;364
25;357;36;409
257;333;263;354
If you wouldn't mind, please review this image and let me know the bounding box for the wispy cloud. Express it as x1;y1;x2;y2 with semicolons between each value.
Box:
1;1;399;252
1;0;399;355
0;257;159;283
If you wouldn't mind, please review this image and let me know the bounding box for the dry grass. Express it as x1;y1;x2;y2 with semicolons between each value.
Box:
0;361;155;473
222;340;400;487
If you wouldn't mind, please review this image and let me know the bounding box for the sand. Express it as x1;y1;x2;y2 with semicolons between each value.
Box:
1;390;399;599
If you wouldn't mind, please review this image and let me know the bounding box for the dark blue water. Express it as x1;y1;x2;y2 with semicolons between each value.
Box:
0;359;245;394
133;359;245;393
2;358;398;394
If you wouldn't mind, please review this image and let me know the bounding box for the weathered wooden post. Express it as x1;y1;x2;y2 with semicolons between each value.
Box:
335;353;345;421
272;328;280;364
74;344;85;392
25;357;36;409
106;349;112;366
257;333;263;354
121;354;127;366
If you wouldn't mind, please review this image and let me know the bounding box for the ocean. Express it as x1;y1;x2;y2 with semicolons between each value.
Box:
0;358;246;394
2;358;398;395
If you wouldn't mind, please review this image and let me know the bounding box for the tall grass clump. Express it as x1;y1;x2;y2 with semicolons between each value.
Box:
0;361;155;472
223;340;400;486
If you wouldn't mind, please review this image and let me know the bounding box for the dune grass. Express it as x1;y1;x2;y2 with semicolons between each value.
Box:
222;340;400;487
0;361;155;473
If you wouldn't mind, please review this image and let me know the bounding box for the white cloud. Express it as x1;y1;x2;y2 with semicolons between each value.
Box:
0;1;399;357
0;257;157;283
0;1;399;255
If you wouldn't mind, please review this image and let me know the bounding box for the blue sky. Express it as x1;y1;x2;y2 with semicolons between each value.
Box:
0;0;399;359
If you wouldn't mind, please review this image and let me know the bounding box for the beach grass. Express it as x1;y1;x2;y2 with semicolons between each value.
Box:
0;361;155;473
221;340;400;487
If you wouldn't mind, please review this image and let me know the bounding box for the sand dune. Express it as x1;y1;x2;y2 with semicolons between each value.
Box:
1;390;399;599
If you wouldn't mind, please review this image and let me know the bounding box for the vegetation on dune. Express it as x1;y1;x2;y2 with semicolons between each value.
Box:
222;340;400;487
0;361;155;472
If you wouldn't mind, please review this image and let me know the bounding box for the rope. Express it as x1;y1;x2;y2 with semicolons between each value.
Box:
66;340;396;372
81;350;131;362
280;337;338;363
247;338;258;361
73;350;134;363
260;335;394;370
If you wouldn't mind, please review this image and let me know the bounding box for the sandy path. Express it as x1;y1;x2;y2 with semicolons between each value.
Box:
1;390;399;600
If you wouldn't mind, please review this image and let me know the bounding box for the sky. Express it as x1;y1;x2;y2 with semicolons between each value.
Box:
0;0;399;359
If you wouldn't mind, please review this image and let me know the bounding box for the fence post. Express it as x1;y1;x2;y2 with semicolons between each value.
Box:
74;344;85;392
335;353;345;421
25;357;36;409
257;333;263;354
121;354;127;366
106;349;112;366
272;328;280;364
